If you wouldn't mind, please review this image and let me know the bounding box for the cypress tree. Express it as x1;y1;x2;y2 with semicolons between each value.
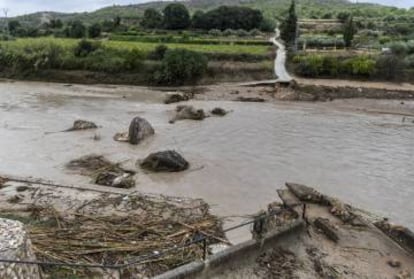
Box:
280;0;298;48
343;16;357;48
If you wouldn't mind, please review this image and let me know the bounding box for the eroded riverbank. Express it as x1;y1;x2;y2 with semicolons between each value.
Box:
0;80;413;243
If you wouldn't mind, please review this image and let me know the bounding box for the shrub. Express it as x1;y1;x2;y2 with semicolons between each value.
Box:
389;42;408;56
208;29;222;36
375;54;404;80
295;55;324;77
236;29;249;37
404;54;414;68
249;29;262;36
223;29;237;36
345;56;375;77
153;49;208;85
74;40;101;57
147;44;168;60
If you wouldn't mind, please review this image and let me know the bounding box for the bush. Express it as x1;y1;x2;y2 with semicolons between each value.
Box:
236;29;249;37
293;54;375;78
74;40;101;57
249;29;263;37
296;54;324;77
389;42;408;56
375;54;404;80
208;29;222;36
0;42;63;72
404;54;414;69
153;49;208;85
223;29;237;36
344;56;375;77
147;44;168;60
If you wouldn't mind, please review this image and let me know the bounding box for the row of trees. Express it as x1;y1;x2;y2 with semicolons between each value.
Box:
141;4;270;31
5;16;125;38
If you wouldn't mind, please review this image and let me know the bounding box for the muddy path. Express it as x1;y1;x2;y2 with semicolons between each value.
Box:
0;80;413;243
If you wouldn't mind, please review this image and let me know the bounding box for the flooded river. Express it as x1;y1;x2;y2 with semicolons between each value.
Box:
0;80;413;241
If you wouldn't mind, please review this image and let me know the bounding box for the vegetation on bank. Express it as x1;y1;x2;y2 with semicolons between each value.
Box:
0;38;271;85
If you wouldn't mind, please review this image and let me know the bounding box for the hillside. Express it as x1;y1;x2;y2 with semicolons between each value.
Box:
8;0;412;27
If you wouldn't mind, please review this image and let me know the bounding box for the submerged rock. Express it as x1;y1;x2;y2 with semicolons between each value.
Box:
164;92;192;104
95;172;135;189
169;105;206;124
66;155;114;174
140;150;189;172
236;96;265;102
128;117;155;145
211;107;228;116
66;120;98;131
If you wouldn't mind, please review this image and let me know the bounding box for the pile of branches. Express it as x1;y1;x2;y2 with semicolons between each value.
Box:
24;206;225;278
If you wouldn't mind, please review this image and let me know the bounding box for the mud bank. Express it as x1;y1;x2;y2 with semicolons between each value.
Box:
295;83;414;101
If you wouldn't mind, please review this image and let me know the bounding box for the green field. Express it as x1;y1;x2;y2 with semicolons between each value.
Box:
0;37;269;55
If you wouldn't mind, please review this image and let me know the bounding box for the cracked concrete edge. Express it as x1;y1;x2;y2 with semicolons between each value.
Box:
153;219;305;279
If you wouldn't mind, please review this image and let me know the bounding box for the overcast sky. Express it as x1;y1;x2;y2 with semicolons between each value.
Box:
0;0;412;17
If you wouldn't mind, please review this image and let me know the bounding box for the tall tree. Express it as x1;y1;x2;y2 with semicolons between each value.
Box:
280;0;298;48
141;8;163;29
163;3;191;30
8;20;21;36
88;23;102;38
66;21;86;38
343;16;357;48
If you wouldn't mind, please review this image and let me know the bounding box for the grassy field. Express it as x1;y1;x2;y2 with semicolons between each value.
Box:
0;37;270;55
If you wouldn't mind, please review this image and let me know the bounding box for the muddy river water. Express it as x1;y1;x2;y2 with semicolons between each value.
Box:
0;80;413;241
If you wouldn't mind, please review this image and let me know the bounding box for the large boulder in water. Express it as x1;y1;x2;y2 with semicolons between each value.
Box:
128;117;155;145
140;150;189;172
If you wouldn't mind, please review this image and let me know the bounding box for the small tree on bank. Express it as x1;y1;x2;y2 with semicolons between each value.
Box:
343;16;357;48
280;0;298;48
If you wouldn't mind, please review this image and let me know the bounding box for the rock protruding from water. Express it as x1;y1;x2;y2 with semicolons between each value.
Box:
128;117;155;145
211;107;228;116
169;105;206;124
236;96;265;102
67;155;136;188
95;172;135;189
0;218;41;279
164;92;192;104
67;120;98;131
140;150;189;172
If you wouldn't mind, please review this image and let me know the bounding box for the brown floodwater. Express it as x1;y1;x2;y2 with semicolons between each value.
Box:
0;80;413;242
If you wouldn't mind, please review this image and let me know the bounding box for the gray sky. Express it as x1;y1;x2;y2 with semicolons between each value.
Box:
0;0;412;17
